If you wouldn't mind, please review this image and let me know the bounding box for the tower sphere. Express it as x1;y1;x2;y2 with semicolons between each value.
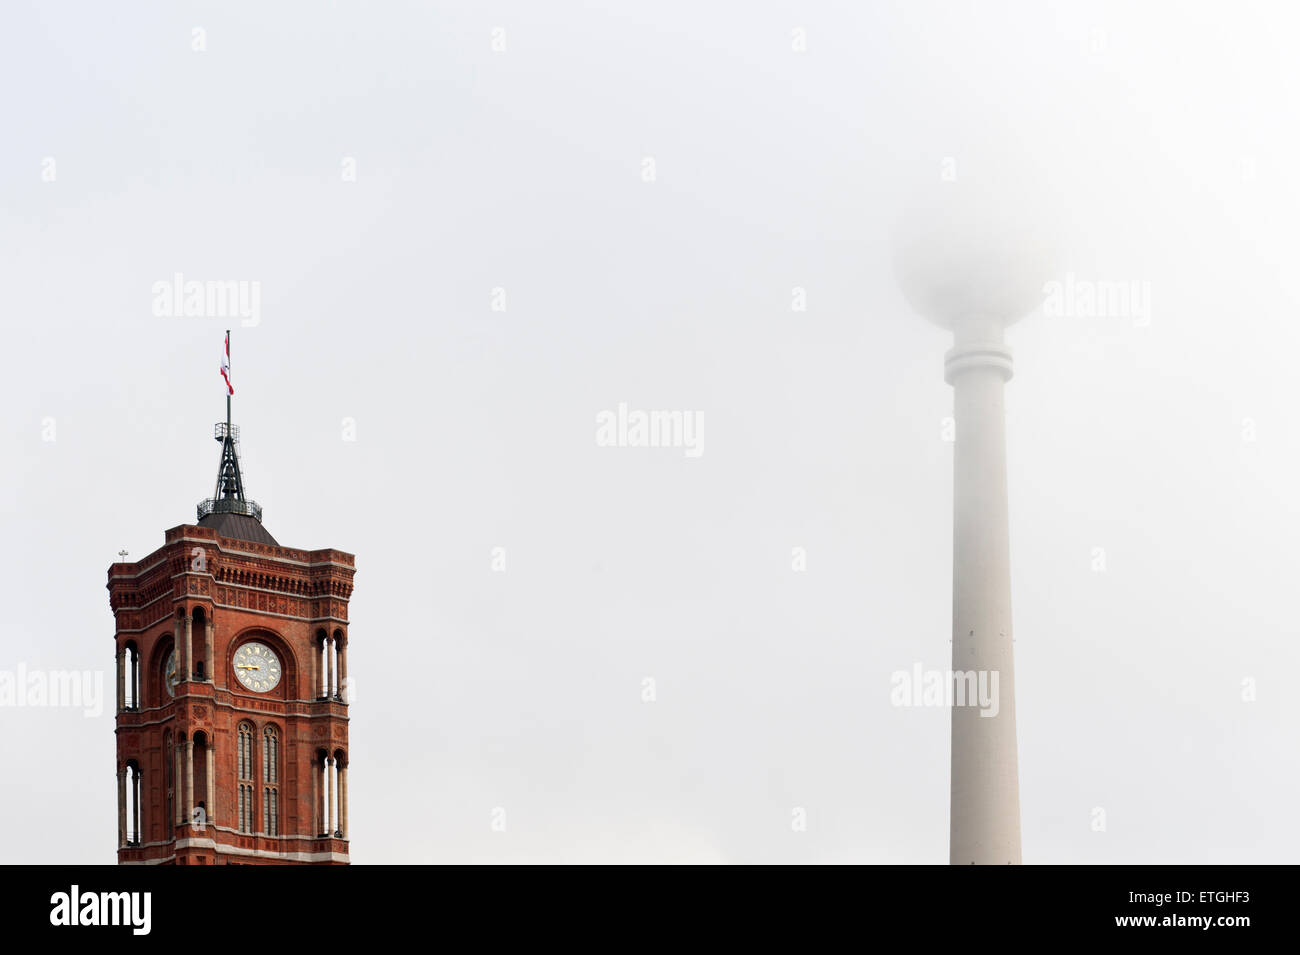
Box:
891;175;1059;333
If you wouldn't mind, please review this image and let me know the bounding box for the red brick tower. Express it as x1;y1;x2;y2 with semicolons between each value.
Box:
109;341;354;864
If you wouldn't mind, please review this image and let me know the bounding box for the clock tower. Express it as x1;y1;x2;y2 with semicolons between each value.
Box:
108;339;354;864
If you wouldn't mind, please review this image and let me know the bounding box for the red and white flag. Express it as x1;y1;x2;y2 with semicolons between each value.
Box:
220;332;233;395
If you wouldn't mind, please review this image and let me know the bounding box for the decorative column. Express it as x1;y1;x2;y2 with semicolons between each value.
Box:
182;611;193;683
339;638;348;703
117;767;127;848
132;769;141;844
327;636;336;699
206;743;216;829
339;760;348;838
174;742;184;826
185;738;195;828
327;756;337;836
115;648;125;713
205;615;215;683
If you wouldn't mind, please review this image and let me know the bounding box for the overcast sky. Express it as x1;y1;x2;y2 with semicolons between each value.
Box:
2;0;1298;864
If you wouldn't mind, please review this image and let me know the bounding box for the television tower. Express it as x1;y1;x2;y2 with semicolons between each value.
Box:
893;178;1054;864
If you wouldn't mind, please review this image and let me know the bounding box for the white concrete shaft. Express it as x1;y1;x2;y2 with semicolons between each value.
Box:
946;328;1021;865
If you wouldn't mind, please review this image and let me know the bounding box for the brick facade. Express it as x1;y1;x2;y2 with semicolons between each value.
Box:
109;523;354;865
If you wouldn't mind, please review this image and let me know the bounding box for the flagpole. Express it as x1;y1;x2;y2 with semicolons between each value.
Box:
226;329;232;430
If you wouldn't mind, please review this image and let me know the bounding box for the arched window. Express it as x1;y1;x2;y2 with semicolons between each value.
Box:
125;760;143;846
332;629;345;700
122;642;141;710
237;722;255;833
315;629;328;699
191;607;207;680
263;725;280;836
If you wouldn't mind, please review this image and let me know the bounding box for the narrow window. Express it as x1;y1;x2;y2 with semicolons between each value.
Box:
263;726;280;835
237;722;255;833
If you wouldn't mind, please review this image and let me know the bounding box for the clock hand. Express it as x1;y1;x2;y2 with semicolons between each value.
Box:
236;664;261;670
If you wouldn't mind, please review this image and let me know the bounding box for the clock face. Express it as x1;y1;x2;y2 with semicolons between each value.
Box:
232;642;282;693
164;651;179;698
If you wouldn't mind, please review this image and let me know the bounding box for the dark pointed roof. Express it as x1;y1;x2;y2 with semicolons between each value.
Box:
197;511;279;546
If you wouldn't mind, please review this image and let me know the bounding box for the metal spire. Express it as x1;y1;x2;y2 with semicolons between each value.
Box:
197;329;263;524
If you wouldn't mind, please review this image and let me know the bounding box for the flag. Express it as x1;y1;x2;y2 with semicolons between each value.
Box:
221;332;233;395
